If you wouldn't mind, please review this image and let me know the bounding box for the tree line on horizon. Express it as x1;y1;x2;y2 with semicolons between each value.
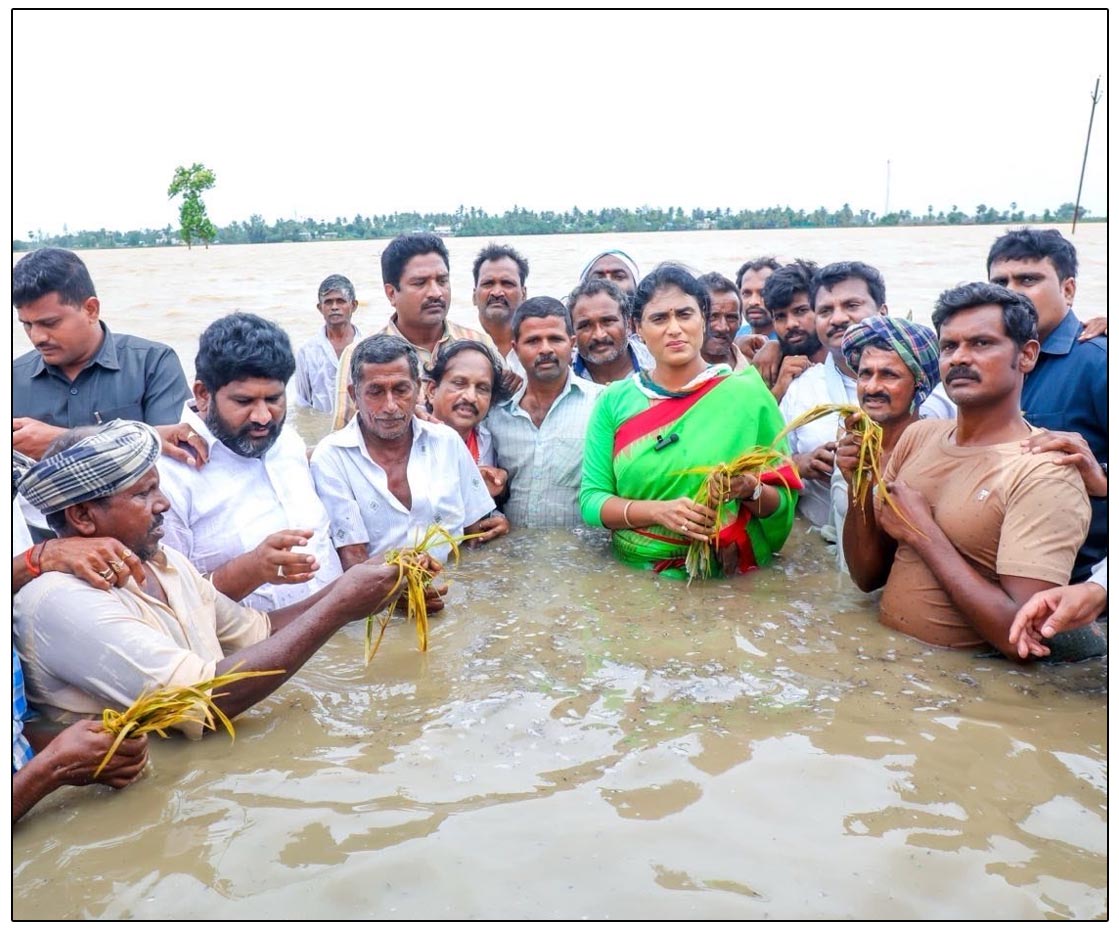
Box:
14;200;1100;252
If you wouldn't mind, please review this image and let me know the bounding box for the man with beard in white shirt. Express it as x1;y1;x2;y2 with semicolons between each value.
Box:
159;313;342;611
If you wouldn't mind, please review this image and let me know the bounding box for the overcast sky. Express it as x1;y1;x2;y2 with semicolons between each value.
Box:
12;9;1109;238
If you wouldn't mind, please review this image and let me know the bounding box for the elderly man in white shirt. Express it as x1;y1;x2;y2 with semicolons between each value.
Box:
293;274;362;414
310;334;510;567
486;297;605;528
159;313;342;612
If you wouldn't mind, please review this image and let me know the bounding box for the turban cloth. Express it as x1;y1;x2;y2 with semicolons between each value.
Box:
15;420;161;515
579;249;640;284
842;316;941;410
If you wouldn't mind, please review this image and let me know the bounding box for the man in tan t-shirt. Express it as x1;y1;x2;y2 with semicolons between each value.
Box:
843;282;1091;659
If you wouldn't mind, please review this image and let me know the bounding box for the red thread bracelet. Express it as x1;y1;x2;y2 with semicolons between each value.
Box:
23;545;42;578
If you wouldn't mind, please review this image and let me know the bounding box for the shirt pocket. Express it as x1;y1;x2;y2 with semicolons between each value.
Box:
550;436;586;487
96;401;144;423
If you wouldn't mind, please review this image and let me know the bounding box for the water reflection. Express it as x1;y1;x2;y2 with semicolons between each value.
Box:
13;525;1106;920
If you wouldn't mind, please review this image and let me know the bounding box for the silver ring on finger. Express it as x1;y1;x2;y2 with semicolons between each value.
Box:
277;565;285;578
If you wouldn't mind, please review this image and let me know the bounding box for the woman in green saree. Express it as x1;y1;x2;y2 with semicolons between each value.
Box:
579;264;801;579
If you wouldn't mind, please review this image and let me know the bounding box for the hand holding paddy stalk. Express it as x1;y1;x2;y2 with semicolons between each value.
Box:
94;666;285;777
875;479;938;547
365;526;470;665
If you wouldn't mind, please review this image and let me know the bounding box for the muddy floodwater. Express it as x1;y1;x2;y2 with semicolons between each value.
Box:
12;528;1106;920
10;227;1108;918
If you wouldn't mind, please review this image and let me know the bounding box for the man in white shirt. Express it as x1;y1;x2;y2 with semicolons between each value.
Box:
486;297;604;528
293;274;361;413
780;261;953;528
311;334;509;567
159;313;342;611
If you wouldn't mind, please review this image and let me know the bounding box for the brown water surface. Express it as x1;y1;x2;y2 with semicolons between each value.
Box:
10;228;1108;919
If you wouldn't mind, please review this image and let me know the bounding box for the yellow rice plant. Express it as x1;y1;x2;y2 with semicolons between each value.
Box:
95;664;285;777
772;403;919;536
679;446;795;580
773;403;884;506
364;525;479;665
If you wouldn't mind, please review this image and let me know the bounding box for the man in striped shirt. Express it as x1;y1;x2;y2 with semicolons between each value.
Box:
486;298;604;528
331;234;495;429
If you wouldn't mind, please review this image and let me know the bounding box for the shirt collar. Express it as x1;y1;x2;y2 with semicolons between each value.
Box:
503;367;583;411
1039;309;1080;357
29;321;117;379
335;411;431;451
386;315;452;347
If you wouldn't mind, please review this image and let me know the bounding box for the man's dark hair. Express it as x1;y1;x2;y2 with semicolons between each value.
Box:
565;277;631;320
12;248;97;308
41;425;112;534
317;274;356;303
194;313;296;393
734;257;780;289
697;271;742;305
763;260;819;313
380;233;450;289
472;243;529;286
931;281;1039;349
986;227;1078;282
809;261;887;309
424;339;512;405
350;333;420;384
512;296;573;340
632;264;711;323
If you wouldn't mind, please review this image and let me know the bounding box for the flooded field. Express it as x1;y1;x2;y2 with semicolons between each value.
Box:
12;528;1107;920
10;227;1108;918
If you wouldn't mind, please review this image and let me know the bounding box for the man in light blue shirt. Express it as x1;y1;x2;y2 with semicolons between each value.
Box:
486;297;604;528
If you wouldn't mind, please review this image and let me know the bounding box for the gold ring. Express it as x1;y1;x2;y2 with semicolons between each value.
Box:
98;567;115;581
680;523;688;531
121;548;133;558
109;560;125;573
187;430;198;440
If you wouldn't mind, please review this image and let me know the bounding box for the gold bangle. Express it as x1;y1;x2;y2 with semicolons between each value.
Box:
622;500;635;528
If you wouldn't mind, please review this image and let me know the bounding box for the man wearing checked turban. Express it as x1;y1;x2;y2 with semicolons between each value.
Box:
826;316;945;572
12;420;443;739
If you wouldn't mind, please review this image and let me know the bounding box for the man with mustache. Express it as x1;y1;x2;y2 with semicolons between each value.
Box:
423;340;511;500
732;256;780;342
987;228;1106;585
698;272;751;371
472;243;529;379
779;261;953;529
311;335;508;568
568;279;653;385
843;283;1099;661
485;297;604;528
158;313;342;610
777;261;889;528
293;274;362;414
12;248;204;540
331;234;495;429
13;420;426;742
758;260;827;402
832;316;942;571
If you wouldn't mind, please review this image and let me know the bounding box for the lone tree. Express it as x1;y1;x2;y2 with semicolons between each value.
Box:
168;163;217;249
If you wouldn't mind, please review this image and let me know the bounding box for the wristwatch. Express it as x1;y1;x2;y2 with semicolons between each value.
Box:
749;480;764;502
